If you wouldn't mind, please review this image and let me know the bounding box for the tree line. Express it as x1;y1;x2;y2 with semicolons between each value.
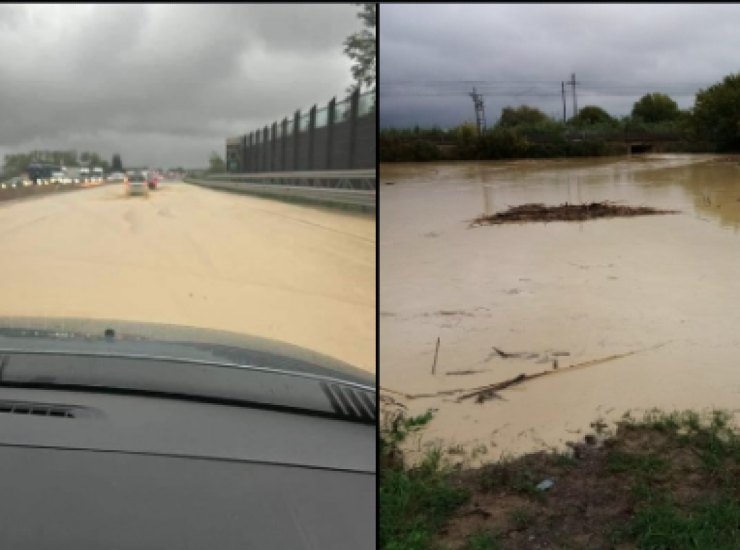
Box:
2;150;124;178
381;72;740;162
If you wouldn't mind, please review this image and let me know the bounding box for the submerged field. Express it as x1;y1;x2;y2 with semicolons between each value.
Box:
380;154;740;463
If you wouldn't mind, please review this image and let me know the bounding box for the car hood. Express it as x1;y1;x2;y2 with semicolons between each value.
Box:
0;316;372;387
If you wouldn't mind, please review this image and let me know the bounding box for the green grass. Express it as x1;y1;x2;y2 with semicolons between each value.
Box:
616;494;740;549
479;464;539;496
463;530;504;550
380;410;470;549
549;449;578;468
508;507;534;530
381;407;740;549
611;409;740;548
478;454;553;500
607;451;670;478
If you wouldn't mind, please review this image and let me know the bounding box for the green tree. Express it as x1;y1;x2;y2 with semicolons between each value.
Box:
2;153;31;178
452;122;478;158
62;150;78;167
631;92;680;123
112;154;123;172
693;73;740;151
496;105;549;128
479;127;530;159
208;152;226;173
343;3;376;93
570;105;615;127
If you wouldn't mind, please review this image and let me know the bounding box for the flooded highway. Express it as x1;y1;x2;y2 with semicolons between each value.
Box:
380;154;740;464
0;181;376;373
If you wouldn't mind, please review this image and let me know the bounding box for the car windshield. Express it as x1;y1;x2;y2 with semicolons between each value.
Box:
0;4;376;381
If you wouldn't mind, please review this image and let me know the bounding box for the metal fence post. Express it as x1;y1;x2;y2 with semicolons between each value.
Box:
348;88;360;169
281;118;288;172
271;122;278;172
308;105;317;171
255;128;259;173
244;133;249;172
326;97;336;170
293;110;300;178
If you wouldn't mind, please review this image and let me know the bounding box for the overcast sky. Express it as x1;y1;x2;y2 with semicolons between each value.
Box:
380;4;740;129
0;3;361;168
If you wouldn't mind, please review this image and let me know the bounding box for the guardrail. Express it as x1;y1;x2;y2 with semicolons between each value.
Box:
184;169;376;211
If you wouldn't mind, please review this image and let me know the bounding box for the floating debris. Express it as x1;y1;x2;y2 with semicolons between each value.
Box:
536;479;555;491
381;342;670;402
492;346;538;359
475;388;500;404
471;201;679;226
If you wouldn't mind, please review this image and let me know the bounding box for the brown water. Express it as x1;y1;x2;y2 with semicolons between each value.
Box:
380;154;740;464
0;182;376;373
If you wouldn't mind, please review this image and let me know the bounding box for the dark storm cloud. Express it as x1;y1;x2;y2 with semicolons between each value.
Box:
380;4;740;128
0;3;361;168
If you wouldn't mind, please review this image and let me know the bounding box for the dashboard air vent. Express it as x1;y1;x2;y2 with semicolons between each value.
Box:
320;383;376;422
0;400;77;418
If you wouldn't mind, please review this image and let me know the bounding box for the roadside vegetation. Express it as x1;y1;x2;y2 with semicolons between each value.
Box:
380;407;740;549
380;73;740;162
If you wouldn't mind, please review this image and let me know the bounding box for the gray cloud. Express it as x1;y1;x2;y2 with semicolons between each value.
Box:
0;3;362;168
380;4;740;128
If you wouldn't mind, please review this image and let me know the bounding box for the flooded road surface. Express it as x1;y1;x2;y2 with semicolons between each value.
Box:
0;182;375;373
381;154;740;464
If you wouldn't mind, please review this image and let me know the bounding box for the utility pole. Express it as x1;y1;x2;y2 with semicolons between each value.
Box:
469;87;486;136
561;81;567;122
567;72;578;117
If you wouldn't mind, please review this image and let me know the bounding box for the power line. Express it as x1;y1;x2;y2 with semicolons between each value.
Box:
380;80;712;98
381;79;712;86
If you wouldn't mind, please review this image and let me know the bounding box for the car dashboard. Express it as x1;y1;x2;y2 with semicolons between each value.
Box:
0;351;376;549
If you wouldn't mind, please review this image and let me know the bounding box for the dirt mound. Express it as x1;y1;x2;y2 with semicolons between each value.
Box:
472;201;679;225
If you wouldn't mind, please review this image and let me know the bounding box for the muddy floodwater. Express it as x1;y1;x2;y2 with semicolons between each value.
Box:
0;182;376;373
380;154;740;464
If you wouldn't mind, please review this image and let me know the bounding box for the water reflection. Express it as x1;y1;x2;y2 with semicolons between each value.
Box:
466;155;740;231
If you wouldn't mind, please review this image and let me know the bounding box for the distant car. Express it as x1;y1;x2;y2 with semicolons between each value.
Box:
1;177;24;189
147;173;159;190
108;172;126;183
125;172;149;196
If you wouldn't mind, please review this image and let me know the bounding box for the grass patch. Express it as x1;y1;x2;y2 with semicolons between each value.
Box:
479;461;542;496
607;451;670;478
380;410;470;549
615;493;740;549
464;529;504;550
508;506;534;531
381;407;740;549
